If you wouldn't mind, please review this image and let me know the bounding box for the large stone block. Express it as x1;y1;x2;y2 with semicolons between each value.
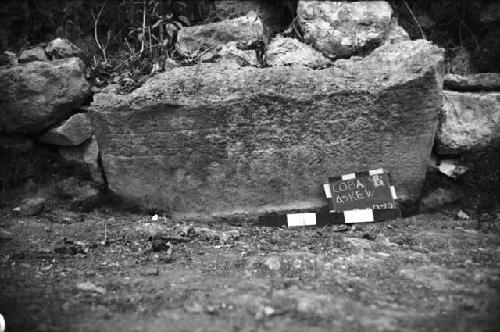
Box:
90;40;443;220
436;91;500;155
0;58;90;134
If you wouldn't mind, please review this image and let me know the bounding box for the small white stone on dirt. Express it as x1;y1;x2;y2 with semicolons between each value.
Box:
151;214;159;221
76;281;106;294
456;210;470;220
438;159;468;178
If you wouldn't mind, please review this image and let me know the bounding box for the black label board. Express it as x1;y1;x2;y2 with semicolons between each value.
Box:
327;173;396;212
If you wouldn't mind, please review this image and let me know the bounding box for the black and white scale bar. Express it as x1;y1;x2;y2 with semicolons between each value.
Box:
258;209;401;227
328;168;391;183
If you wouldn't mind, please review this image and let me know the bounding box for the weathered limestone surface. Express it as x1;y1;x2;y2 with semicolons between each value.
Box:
436;91;500;155
45;38;83;60
297;1;395;59
177;15;266;57
266;37;331;68
39;113;93;146
90;40;444;220
0;58;90;134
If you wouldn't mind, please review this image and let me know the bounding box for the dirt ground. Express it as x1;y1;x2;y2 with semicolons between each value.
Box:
1;204;499;332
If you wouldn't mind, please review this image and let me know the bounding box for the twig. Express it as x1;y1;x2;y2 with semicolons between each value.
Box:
402;0;426;40
91;0;110;64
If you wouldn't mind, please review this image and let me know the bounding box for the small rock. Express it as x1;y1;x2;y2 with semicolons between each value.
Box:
141;267;160;276
18;46;49;63
76;281;106;294
152;239;169;252
255;305;275;320
17;197;46;216
437;159;468;178
263;257;281;271
151;214;159;221
456;210;470;220
184;302;204;314
45;38;83;60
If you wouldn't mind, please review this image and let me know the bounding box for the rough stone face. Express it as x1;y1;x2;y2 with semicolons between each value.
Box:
18;47;49;63
202;41;260;67
59;135;103;184
45;38;83;60
0;58;90;134
266;37;331;68
39;113;93;146
436;91;500;155
444;73;500;92
90;40;443;220
177;15;266;57
297;1;394;59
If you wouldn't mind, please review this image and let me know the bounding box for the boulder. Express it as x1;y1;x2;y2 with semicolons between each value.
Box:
296;1;395;59
90;40;444;220
18;46;49;63
436;91;500;155
266;37;331;68
211;0;286;35
45;38;83;60
0;58;90;134
444;73;500;92
177;15;266;57
59;135;103;184
39;113;93;146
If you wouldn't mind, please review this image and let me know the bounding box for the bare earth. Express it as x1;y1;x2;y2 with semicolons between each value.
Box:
1;207;499;332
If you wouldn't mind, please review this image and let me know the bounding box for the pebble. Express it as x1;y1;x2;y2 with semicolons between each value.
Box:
141;267;160;276
76;281;106;294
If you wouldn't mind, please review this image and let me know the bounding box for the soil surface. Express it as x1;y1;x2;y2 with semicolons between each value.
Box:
1;206;499;332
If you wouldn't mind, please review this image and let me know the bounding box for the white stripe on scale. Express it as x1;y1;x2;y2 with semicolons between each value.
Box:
323;184;332;198
369;168;384;175
390;186;397;199
287;213;317;227
341;173;356;180
344;209;374;223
